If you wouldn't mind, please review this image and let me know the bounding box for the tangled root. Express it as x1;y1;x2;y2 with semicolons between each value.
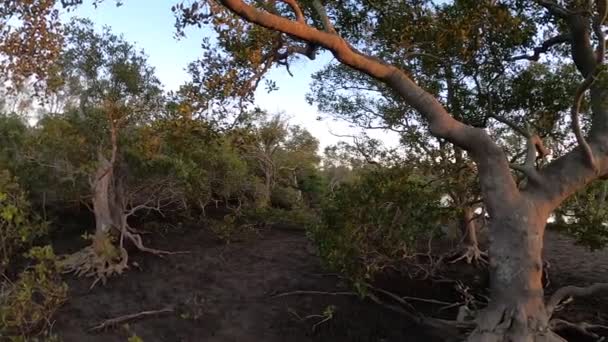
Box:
450;245;488;266
58;237;128;289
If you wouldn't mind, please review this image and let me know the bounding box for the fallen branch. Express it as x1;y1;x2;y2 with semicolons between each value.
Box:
546;282;608;315
89;307;174;332
273;290;357;298
550;318;608;340
272;284;473;340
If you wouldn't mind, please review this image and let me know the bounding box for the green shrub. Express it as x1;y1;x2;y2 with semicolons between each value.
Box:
270;186;302;209
556;180;608;250
0;246;68;338
309;167;450;283
0;170;47;272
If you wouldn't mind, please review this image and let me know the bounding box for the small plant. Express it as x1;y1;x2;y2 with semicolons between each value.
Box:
127;333;144;342
0;246;68;338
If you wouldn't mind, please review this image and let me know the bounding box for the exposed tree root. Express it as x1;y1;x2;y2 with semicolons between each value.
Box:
89;306;174;332
122;230;189;256
449;245;488;266
59;229;188;288
467;304;567;342
58;242;128;290
551;319;608;341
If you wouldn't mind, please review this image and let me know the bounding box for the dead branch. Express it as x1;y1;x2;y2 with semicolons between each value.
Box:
400;296;456;306
273;290;358;298
546;282;608;315
89;307;174;332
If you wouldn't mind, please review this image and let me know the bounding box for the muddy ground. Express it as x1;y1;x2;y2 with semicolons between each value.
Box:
49;224;607;342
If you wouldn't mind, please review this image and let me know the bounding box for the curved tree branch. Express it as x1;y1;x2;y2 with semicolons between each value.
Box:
218;0;521;214
569;0;607;171
277;0;305;23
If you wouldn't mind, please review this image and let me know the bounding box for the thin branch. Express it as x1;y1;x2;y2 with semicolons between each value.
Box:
488;114;529;138
89;307;174;332
510;34;571;61
546;282;608;315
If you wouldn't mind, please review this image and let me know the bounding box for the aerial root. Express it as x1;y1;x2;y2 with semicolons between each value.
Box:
58;244;129;289
89;306;174;332
550;319;608;341
449;245;488;266
58;230;188;288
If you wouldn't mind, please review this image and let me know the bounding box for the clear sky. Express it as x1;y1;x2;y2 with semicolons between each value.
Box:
61;0;400;150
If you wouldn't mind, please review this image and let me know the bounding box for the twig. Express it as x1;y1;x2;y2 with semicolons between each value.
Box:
89;307;174;332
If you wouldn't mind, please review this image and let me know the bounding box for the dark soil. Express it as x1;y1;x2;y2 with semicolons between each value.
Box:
52;225;437;342
50;225;607;342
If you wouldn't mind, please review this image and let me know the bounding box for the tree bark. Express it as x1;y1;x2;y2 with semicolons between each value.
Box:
91;154;116;255
468;201;564;342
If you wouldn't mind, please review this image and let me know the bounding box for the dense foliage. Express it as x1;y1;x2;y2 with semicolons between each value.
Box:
311;166;451;283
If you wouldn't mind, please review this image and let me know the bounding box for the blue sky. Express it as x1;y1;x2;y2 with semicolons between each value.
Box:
61;1;399;150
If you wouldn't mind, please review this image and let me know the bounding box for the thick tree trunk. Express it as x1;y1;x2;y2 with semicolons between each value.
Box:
91;155;116;255
468;202;565;342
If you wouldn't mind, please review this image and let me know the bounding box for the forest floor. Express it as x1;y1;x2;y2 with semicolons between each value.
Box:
50;224;607;342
